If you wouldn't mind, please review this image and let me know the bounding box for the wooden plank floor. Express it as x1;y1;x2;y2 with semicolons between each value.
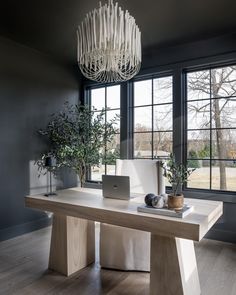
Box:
0;225;236;295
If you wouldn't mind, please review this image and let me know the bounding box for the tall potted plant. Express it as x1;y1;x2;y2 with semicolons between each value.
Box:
161;153;195;210
37;102;118;187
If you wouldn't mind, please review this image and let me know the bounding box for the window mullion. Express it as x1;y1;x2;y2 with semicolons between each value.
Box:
173;68;184;166
105;87;107;175
120;82;131;159
210;69;212;190
151;78;154;159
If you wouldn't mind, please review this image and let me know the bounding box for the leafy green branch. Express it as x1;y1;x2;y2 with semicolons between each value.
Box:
36;102;119;187
161;153;195;196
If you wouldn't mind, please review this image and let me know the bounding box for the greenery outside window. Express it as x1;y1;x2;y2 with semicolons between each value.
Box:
89;85;121;181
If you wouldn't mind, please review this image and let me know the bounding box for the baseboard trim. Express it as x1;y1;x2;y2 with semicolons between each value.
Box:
206;228;236;244
0;216;52;242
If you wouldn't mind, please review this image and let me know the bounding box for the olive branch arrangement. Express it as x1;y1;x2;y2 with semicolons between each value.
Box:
161;153;196;196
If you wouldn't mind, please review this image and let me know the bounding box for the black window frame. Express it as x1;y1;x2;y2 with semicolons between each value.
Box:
84;83;121;183
183;62;236;194
83;55;236;202
131;74;174;160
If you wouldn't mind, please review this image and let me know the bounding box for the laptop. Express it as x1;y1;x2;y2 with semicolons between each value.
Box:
102;175;130;200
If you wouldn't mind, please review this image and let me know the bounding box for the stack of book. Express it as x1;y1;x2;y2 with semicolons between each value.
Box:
137;204;193;218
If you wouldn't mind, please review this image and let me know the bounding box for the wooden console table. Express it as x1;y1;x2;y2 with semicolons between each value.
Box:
25;187;223;295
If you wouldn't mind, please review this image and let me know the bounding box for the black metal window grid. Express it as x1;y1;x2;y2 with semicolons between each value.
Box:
89;85;121;182
132;76;173;160
186;66;236;192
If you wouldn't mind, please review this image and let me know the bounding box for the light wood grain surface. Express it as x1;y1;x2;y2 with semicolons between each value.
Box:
25;187;223;241
150;234;200;295
49;215;95;276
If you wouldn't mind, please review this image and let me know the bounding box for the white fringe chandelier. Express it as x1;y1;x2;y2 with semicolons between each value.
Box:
77;0;141;83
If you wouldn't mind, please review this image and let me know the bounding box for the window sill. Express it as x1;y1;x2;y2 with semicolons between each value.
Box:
84;182;236;204
84;181;102;190
181;189;236;204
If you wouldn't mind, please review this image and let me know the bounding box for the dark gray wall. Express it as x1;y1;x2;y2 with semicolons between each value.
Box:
141;32;236;71
206;203;236;243
0;36;80;241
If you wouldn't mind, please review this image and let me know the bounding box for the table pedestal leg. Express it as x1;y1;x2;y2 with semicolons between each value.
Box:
150;234;200;295
49;214;95;276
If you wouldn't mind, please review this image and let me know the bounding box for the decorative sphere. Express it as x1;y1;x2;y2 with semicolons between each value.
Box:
145;193;157;207
152;196;165;208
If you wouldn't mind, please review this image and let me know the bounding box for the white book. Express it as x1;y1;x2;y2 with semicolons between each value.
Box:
137;204;194;218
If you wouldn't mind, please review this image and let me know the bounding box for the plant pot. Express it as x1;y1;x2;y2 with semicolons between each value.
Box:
168;194;184;211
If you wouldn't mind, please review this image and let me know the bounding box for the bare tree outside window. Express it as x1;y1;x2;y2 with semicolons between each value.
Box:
187;66;236;191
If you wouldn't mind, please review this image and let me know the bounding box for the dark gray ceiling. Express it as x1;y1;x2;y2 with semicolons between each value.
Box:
1;0;236;65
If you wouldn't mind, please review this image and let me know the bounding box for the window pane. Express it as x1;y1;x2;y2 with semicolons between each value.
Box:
107;110;120;132
153;104;172;131
187;130;210;159
134;80;152;106
212;129;236;159
187;70;210;100
90;84;121;182
153;76;172;104
211;160;236;191
106;165;116;175
93;111;105;124
187;66;236;192
134;132;152;158
153;132;172;157
107;85;120;109
133;76;173;162
106;134;120;162
187;160;210;189
211;98;236;128
91;165;105;181
91;87;105;110
187;100;210;129
211;66;236;98
134;106;152;131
